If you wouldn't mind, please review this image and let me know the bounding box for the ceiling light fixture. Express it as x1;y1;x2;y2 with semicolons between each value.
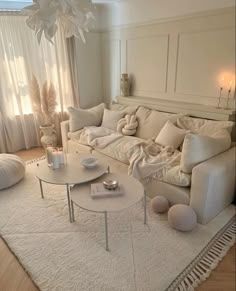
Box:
22;0;95;44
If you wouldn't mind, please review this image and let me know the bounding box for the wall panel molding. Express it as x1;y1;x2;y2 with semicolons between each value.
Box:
101;8;235;107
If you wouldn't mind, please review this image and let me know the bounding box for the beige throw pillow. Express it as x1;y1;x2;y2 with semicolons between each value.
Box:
135;106;185;140
155;121;188;150
180;130;231;173
68;103;105;132
101;109;125;131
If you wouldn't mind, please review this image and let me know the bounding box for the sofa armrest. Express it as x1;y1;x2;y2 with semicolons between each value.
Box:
61;120;70;152
190;147;235;224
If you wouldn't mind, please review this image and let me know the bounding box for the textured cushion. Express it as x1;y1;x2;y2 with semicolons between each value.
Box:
68;103;105;132
117;114;138;136
177;116;234;135
135;106;184;140
180;130;231;173
151;196;169;213
0;154;25;190
101;109;125;131
168;204;197;231
155;121;188;150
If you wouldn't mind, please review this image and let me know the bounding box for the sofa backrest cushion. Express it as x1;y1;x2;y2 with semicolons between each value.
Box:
68;103;105;132
177;116;234;135
135;106;184;140
180;130;231;173
109;103;139;115
101;109;125;131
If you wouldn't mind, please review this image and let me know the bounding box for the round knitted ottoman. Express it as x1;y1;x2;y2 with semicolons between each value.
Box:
168;204;197;232
151;196;169;213
0;154;25;190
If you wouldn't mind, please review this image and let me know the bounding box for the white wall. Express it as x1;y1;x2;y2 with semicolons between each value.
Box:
99;0;235;29
75;33;103;109
101;7;235;108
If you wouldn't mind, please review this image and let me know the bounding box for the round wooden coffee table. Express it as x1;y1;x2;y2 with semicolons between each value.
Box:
70;173;146;251
36;154;108;222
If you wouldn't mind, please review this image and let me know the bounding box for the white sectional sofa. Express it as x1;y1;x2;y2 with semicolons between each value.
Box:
61;103;236;225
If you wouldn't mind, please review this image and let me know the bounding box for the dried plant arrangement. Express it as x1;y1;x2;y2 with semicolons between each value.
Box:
30;75;57;126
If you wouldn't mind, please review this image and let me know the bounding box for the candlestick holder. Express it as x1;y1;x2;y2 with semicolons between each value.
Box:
217;87;223;108
225;88;231;109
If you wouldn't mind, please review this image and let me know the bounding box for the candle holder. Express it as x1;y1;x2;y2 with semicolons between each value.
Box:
225;88;231;109
217;87;223;108
45;144;54;167
45;146;66;169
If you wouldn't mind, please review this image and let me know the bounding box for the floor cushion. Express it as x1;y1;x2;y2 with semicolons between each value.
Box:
0;154;25;190
168;204;197;231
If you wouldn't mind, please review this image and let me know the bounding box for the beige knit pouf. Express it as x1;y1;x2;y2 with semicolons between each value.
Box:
168;204;197;232
151;196;169;213
0;154;25;190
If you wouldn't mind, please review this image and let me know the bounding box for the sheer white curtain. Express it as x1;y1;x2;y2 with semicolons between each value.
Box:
0;14;75;153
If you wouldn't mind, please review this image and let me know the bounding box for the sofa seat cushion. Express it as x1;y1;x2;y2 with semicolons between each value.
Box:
135;106;184;140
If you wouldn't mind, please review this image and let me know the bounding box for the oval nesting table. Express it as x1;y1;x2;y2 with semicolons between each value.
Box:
70;173;146;251
36;154;108;222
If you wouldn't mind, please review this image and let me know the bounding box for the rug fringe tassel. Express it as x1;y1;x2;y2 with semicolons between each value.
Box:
167;217;235;291
25;156;45;165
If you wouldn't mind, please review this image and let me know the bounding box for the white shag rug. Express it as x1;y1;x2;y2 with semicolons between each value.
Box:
0;159;235;291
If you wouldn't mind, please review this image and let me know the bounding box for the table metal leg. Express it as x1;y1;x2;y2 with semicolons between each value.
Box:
66;184;72;223
104;211;109;251
71;200;75;222
39;179;44;199
144;191;147;225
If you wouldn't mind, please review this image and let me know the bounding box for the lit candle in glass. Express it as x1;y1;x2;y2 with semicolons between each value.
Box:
52;151;60;169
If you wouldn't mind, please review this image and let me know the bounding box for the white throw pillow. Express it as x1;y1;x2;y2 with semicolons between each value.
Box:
177;116;234;135
155;121;188;150
68;103;105;132
101;109;125;131
180;130;231;173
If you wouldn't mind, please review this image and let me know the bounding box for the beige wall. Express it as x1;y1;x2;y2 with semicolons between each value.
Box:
101;8;235;108
75;33;103;109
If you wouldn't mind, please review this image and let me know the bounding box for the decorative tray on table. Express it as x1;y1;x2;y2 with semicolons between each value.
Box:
91;183;124;199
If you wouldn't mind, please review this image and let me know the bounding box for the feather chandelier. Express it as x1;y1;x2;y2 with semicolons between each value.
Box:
22;0;95;44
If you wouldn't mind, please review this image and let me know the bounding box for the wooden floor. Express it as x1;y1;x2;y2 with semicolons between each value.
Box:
0;147;235;291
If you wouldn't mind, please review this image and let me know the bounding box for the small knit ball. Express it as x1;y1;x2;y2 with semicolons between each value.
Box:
168;204;197;232
151;196;169;213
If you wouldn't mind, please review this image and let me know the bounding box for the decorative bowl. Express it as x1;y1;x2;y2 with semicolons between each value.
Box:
80;157;98;169
103;180;118;190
